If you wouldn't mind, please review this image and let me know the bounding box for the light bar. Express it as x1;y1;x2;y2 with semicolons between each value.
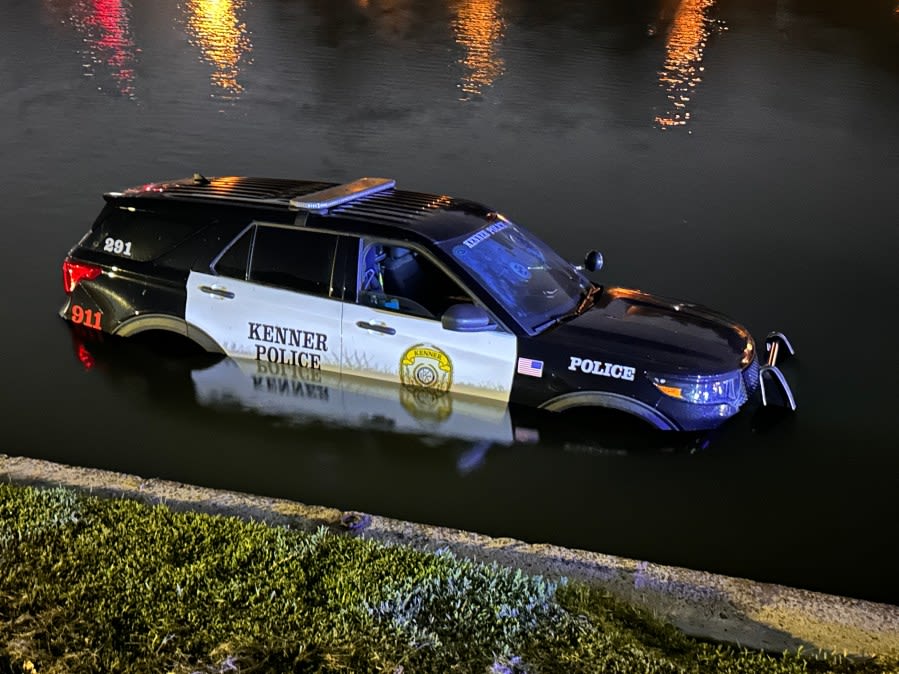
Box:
290;177;396;211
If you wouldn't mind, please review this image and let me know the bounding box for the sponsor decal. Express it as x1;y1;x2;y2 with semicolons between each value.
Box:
70;305;102;330
248;321;329;369
517;356;544;378
400;343;453;392
568;356;636;382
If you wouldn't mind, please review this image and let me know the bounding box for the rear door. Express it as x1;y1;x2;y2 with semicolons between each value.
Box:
341;238;518;401
185;223;344;373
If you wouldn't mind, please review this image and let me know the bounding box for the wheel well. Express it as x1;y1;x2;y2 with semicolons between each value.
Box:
538;391;679;431
113;314;223;355
128;329;209;357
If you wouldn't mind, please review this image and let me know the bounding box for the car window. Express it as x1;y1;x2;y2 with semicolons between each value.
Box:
437;215;588;332
248;226;339;297
357;240;474;319
214;226;254;280
83;206;205;262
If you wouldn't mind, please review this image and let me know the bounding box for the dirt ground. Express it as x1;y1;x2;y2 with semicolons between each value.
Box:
2;453;897;659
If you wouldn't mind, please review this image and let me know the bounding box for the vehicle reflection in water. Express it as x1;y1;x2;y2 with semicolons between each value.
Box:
652;0;724;129
68;328;708;476
48;0;137;97
181;0;253;100
451;0;505;99
194;359;516;452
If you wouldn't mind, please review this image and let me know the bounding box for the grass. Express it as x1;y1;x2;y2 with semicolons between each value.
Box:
0;483;896;674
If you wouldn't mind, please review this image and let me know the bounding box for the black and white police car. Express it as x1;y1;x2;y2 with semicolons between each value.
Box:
60;175;796;432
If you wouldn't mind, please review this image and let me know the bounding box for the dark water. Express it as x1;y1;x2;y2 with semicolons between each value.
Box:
2;0;898;605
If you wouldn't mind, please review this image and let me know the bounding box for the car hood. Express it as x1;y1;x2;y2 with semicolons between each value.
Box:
541;286;753;375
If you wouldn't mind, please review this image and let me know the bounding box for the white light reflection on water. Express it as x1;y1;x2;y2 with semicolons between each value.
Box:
49;0;137;98
451;0;505;99
181;0;253;100
654;0;726;129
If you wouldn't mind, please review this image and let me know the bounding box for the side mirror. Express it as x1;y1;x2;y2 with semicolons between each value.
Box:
584;250;604;272
442;304;496;332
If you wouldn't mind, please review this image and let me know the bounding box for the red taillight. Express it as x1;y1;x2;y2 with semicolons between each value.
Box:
62;258;102;294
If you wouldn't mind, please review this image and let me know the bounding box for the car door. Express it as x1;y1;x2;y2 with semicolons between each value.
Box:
341;238;518;401
185;223;344;373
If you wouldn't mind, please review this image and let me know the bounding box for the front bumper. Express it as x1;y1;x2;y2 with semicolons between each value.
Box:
759;331;797;411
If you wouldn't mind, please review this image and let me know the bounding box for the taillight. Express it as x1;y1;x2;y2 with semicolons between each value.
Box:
62;258;102;294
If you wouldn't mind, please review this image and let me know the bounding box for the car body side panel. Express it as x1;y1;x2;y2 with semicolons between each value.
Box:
509;335;649;405
510;333;749;431
60;266;187;337
185;272;343;373
537;391;679;430
341;303;517;401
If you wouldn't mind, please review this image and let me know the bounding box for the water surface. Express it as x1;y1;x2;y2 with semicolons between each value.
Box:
2;0;898;604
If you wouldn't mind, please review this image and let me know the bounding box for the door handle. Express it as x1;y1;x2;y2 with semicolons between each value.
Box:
198;284;235;299
356;320;396;335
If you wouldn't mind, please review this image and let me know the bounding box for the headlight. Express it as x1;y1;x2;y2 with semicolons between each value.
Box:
649;371;746;406
740;337;756;367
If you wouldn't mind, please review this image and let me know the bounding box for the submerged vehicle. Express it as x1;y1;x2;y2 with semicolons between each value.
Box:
66;328;713;462
60;175;796;431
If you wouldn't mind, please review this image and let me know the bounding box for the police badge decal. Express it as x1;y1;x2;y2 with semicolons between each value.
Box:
400;344;453;393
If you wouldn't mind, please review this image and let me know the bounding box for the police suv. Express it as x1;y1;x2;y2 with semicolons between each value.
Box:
60;175;796;431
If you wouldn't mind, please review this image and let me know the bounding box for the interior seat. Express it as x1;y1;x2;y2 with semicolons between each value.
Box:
381;247;424;297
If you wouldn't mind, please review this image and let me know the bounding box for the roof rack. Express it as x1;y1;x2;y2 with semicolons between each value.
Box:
289;177;395;212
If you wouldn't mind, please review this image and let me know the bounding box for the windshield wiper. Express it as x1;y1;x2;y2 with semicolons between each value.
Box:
532;284;601;334
532;315;563;333
574;283;601;315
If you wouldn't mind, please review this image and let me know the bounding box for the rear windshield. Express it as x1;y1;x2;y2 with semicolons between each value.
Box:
81;205;205;262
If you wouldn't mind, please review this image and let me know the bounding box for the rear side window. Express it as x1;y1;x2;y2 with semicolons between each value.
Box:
248;226;339;297
83;206;203;262
214;226;254;280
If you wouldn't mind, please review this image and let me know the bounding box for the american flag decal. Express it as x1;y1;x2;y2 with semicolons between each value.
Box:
517;357;544;377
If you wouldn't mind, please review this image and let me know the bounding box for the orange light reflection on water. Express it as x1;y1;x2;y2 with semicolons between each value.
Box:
655;0;723;129
183;0;252;100
452;0;505;98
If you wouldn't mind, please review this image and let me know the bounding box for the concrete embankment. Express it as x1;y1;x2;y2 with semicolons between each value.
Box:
2;454;897;658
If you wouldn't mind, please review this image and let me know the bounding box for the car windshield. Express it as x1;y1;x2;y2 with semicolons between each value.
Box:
437;215;589;333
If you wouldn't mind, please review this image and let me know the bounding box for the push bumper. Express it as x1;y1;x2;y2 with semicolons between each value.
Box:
759;331;797;411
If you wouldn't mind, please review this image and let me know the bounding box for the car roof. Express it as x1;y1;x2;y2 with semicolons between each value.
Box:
107;175;497;243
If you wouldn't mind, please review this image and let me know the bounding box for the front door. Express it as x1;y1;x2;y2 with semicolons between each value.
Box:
341;239;517;401
185;223;344;374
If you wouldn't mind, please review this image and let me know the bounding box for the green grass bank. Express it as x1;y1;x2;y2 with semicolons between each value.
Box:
1;482;898;674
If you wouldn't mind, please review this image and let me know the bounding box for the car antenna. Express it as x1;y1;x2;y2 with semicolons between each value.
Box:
192;172;210;185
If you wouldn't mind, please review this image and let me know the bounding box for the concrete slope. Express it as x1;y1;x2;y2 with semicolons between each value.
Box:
2;453;897;658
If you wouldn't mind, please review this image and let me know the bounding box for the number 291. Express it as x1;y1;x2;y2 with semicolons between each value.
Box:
104;237;132;256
